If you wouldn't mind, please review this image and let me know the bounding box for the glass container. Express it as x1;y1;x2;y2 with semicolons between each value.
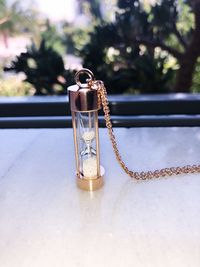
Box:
68;69;104;191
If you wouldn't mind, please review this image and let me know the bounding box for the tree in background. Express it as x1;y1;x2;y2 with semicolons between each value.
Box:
3;0;200;95
80;0;200;93
0;0;37;48
62;21;91;55
41;19;65;55
4;39;75;95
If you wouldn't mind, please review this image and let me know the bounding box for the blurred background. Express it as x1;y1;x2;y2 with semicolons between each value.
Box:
0;0;200;96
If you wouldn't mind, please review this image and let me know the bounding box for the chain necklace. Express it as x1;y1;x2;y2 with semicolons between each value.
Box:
92;80;200;180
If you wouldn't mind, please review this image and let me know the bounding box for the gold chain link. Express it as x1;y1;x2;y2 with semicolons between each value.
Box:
95;80;200;180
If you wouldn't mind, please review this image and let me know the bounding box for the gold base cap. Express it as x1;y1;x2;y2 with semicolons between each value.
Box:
76;169;104;191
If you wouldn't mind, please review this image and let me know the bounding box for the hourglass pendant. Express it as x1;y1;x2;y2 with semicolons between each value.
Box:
68;69;104;191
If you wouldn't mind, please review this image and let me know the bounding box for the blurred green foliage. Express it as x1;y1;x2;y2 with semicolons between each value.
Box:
80;23;175;94
0;77;33;96
80;0;200;93
2;0;200;95
41;20;65;55
0;0;38;39
4;39;75;95
62;22;91;55
192;59;200;93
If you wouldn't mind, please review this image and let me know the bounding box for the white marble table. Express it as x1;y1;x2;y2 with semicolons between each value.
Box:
0;128;200;267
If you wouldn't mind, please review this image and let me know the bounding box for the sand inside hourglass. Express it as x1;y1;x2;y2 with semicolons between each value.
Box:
81;130;97;179
82;131;95;142
82;157;97;178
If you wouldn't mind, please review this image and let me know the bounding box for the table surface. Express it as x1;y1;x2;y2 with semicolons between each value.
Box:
0;128;200;267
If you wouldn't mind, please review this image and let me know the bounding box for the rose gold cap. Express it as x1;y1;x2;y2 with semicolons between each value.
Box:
68;69;100;112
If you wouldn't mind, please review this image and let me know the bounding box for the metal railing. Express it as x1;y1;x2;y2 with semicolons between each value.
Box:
1;94;200;128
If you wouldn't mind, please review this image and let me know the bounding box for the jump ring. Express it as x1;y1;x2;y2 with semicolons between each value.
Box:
75;68;94;87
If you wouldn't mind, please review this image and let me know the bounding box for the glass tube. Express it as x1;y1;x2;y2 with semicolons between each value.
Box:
72;111;100;180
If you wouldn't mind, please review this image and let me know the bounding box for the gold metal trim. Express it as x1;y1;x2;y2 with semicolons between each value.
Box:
75;68;94;87
76;173;104;191
68;84;100;112
95;111;100;177
72;111;80;175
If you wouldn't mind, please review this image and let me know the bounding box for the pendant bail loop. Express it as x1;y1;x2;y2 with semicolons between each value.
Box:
75;68;95;88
